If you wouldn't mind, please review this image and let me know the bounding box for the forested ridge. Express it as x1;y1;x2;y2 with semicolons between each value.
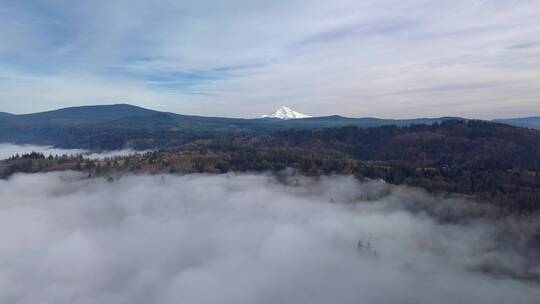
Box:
2;120;540;212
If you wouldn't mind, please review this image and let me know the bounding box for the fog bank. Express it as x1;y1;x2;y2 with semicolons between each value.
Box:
0;172;538;304
0;143;146;160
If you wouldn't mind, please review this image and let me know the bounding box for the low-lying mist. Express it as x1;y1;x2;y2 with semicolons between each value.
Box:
0;172;539;304
0;143;146;160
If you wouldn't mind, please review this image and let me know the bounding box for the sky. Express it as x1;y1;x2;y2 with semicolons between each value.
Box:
1;0;539;119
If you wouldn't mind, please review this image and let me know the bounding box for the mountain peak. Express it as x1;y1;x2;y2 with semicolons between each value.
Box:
262;106;311;120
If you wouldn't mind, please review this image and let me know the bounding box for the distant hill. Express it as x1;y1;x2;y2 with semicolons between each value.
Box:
0;112;13;117
278;115;463;128
493;117;540;130
2;104;160;126
0;104;467;148
1;103;537;149
0;104;461;130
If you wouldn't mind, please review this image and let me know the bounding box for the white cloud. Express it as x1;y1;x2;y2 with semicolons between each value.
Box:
0;172;538;303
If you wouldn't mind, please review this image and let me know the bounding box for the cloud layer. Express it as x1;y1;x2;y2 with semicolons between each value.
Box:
0;172;538;303
1;0;540;118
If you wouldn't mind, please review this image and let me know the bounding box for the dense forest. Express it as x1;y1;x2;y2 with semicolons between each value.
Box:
2;120;540;212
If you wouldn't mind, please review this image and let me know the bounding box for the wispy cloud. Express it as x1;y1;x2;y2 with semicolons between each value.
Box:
388;82;505;96
507;41;540;50
294;19;418;47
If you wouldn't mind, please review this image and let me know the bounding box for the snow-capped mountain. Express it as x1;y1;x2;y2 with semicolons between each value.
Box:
262;106;311;120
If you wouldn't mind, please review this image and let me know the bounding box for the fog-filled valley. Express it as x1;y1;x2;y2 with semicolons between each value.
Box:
1;172;539;304
0;143;146;160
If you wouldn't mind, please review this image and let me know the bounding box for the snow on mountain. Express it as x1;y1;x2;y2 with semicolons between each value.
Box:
262;106;311;120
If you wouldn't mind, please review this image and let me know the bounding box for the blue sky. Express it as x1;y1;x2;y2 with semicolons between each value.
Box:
0;0;539;118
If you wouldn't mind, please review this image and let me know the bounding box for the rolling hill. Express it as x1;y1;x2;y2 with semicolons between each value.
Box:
0;104;159;126
0;103;537;149
3;119;540;211
494;117;540;130
0;104;462;130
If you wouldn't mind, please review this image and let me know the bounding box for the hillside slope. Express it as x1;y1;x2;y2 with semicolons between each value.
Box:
3;120;540;211
0;104;160;126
